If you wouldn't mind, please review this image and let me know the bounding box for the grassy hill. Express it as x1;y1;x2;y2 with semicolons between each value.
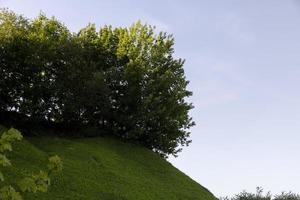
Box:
0;126;216;200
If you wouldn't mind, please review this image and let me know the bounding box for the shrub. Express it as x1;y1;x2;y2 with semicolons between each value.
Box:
274;192;300;200
221;187;300;200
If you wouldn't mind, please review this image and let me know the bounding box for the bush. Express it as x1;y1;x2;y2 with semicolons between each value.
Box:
0;9;194;157
220;187;300;200
274;192;300;200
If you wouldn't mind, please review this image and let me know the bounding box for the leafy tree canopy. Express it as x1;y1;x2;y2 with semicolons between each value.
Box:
0;9;194;157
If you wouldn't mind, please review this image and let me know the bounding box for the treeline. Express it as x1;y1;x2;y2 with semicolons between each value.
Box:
0;9;194;157
220;187;300;200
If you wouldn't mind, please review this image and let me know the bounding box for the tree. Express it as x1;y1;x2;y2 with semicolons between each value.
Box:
97;22;194;156
0;9;194;157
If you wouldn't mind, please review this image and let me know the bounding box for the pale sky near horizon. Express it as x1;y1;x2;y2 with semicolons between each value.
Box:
1;0;300;197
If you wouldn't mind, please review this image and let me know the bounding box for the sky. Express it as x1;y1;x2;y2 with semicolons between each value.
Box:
1;0;300;197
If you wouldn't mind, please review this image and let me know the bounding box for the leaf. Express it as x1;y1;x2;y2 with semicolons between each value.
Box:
19;171;51;193
0;128;22;153
34;171;50;193
0;141;12;152
18;177;36;193
0;186;22;200
0;154;11;167
48;155;63;173
4;128;23;142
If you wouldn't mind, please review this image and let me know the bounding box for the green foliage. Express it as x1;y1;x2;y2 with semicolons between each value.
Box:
0;9;194;157
18;171;50;193
0;127;62;199
274;192;300;200
47;155;63;174
0;186;22;200
0;128;22;153
221;187;300;200
0;128;23;184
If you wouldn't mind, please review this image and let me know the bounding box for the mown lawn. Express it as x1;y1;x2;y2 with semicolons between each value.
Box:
0;126;216;200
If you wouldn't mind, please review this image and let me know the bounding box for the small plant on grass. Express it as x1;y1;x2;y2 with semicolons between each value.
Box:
0;128;62;199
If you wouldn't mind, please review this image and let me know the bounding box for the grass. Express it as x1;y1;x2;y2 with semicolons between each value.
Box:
0;126;216;200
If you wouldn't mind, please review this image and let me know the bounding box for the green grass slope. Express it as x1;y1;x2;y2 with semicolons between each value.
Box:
0;126;216;200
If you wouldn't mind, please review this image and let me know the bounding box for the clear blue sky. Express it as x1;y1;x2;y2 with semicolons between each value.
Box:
1;0;300;197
